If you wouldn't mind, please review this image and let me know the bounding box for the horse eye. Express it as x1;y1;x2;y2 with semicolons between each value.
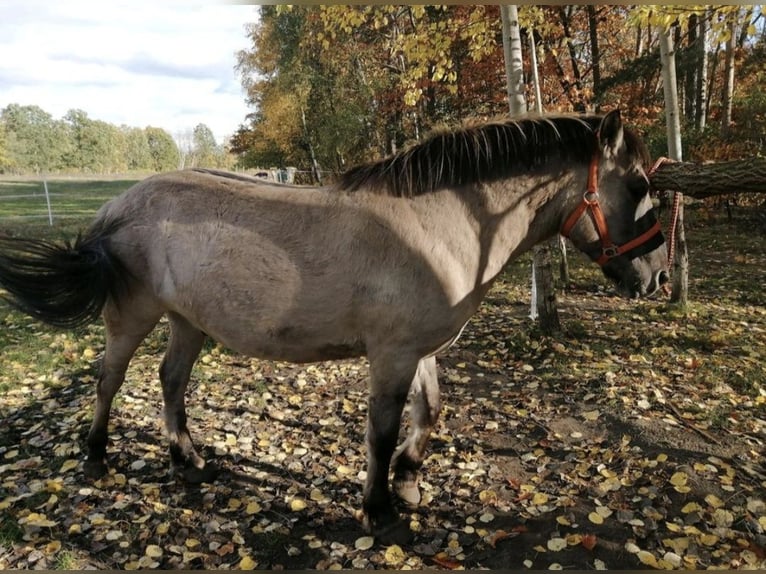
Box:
627;175;649;198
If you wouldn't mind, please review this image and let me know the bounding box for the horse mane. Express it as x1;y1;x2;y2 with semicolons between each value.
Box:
339;114;648;197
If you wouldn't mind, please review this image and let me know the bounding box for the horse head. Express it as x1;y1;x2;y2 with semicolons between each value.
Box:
561;110;669;298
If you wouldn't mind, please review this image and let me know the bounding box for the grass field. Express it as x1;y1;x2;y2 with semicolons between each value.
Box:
0;179;764;570
0;178;139;239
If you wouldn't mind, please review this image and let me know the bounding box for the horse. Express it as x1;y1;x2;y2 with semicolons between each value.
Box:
0;110;668;544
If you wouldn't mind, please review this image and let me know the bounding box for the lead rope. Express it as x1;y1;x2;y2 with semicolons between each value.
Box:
647;157;679;295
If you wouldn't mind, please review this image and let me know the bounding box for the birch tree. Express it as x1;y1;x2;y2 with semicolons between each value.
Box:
658;24;689;306
501;5;561;333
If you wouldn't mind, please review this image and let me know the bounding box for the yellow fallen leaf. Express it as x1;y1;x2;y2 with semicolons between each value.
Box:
44;540;62;554
245;501;262;514
556;516;571;526
699;534;719;546
59;459;79;473
309;489;326;502
704;494;723;508
354;536;374;550
384;544;405;565
145;545;163;558
595;506;612;518
156;522;170;535
547;537;567;552
532;492;549;505
23;512;57;528
185;538;201;549
479;489;498;503
637;550;658;568
566;533;583;546
46;480;64;493
289;498;307;512
669;472;688;487
582;410;600;421
681;502;702;514
588;512;604;525
238;555;257;569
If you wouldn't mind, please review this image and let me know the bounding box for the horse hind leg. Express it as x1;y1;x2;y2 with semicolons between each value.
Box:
159;312;214;483
85;298;162;479
392;356;440;507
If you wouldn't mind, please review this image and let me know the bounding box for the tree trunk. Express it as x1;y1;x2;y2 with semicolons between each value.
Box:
658;24;688;306
684;14;698;124
502;5;561;333
587;5;601;110
533;241;561;333
649;157;766;198
528;28;543;114
558;6;585;112
695;13;708;131
500;5;525;116
722;18;736;133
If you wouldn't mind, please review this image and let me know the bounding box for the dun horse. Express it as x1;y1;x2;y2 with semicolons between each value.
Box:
0;111;668;543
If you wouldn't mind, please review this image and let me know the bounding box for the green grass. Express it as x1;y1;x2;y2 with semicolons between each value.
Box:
0;178;138;238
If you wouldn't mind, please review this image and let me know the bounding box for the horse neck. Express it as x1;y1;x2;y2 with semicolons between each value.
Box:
412;162;588;289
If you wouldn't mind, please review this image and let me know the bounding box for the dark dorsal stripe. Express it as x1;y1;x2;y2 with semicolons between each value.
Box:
339;114;648;198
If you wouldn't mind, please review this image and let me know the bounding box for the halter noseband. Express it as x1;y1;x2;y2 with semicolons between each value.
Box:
560;151;663;267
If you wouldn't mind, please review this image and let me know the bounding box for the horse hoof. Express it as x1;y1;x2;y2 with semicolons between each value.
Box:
83;460;108;479
180;463;219;484
393;479;421;508
375;519;414;546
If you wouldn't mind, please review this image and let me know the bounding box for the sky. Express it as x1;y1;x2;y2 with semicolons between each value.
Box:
0;1;258;144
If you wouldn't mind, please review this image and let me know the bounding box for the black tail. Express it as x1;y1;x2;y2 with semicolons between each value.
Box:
0;219;131;329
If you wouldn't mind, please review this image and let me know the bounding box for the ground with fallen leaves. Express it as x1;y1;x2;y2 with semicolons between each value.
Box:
1;204;765;570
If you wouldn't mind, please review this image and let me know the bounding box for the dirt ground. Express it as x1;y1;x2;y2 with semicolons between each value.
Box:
1;210;765;570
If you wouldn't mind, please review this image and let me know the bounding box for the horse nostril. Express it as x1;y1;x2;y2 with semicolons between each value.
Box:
658;270;670;285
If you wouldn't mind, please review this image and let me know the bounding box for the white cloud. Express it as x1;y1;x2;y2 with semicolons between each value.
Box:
0;0;257;144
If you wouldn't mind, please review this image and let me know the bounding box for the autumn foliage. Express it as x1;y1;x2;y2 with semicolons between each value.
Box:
232;6;764;178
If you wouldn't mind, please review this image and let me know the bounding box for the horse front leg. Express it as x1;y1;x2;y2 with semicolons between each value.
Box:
160;313;215;483
392;356;440;507
363;353;419;545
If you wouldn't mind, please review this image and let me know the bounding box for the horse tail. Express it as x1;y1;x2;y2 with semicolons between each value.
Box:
0;219;132;329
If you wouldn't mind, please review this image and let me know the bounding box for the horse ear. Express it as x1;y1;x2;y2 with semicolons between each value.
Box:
598;109;624;156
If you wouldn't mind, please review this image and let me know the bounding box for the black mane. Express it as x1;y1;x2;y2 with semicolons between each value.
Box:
339;114;647;197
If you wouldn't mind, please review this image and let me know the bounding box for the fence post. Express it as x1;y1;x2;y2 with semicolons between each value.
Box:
43;179;53;226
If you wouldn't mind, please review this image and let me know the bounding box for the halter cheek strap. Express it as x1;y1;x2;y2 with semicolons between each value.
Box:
560;152;663;267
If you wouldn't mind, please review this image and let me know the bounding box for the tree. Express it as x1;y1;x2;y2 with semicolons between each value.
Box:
63;109;126;173
658;23;688;306
1;104;70;173
0;119;10;173
145;127;180;172
123;127;151;172
191;123;220;168
500;5;561;333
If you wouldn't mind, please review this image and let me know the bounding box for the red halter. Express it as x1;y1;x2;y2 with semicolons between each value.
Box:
560;152;663;266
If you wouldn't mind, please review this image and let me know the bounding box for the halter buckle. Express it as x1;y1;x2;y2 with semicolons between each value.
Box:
583;190;599;204
602;245;619;258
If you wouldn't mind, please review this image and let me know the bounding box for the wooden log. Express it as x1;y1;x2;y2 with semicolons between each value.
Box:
649;157;766;198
